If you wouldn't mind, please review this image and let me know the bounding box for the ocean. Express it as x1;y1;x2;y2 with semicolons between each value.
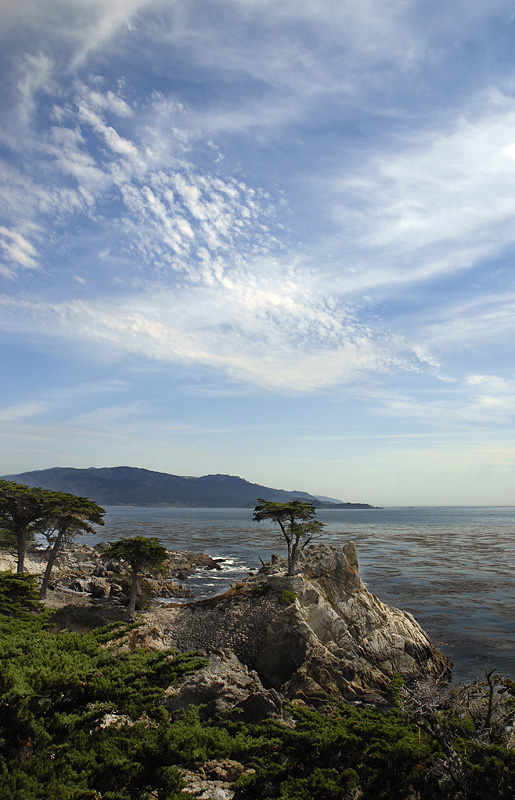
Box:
83;505;515;683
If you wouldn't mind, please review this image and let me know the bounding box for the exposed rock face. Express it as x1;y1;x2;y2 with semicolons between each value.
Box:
157;543;451;704
165;649;289;724
254;544;451;702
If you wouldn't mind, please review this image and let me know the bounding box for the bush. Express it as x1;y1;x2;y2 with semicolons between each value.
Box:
278;589;297;606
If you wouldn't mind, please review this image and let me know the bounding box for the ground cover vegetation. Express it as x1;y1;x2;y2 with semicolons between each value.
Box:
1;574;514;799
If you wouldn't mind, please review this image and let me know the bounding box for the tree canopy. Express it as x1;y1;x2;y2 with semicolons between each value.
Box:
38;491;105;599
0;480;105;596
253;499;324;576
101;536;169;618
0;481;47;573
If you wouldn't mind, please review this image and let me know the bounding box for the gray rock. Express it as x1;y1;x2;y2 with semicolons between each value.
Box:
87;579;109;598
164;649;289;723
254;544;451;702
103;560;123;574
68;578;89;593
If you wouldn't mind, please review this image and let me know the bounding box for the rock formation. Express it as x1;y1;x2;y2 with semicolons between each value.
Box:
165;649;290;724
254;544;451;703
0;542;218;603
154;542;451;705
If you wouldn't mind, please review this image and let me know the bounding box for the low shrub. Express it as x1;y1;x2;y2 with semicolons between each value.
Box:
278;589;297;606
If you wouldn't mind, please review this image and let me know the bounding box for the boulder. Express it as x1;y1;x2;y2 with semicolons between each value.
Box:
127;625;169;651
87;579;109;598
164;649;290;723
68;578;89;593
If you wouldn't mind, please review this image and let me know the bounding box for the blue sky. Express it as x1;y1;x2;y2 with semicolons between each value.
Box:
1;0;515;505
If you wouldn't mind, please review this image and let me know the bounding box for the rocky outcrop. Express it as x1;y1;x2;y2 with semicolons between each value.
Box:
2;539;451;706
0;543;217;602
156;543;451;704
254;545;451;703
180;760;255;800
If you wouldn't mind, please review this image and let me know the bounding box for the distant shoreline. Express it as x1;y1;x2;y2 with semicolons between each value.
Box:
99;502;381;509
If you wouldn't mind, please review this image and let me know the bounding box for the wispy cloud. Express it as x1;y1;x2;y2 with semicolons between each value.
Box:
2;0;515;500
0;284;408;392
0;226;39;276
0;400;51;422
371;372;515;428
326;90;515;293
0;0;154;68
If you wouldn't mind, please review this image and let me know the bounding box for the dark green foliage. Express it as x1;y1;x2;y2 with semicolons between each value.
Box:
38;490;105;599
0;479;105;591
0;574;206;799
101;536;169;616
0;573;514;799
0;480;47;573
230;703;441;800
0;571;42;619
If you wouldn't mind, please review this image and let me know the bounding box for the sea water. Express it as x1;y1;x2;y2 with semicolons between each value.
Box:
83;505;515;682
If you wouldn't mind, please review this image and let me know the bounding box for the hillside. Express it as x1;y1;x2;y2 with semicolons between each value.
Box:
2;466;375;508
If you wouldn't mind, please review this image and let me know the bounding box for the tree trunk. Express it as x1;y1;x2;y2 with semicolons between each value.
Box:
287;539;295;576
16;528;26;574
39;530;64;599
127;568;139;618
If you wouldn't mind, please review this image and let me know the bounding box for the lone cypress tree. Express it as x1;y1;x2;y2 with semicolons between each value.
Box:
253;499;324;576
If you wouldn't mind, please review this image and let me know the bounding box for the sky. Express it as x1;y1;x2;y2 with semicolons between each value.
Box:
1;0;515;506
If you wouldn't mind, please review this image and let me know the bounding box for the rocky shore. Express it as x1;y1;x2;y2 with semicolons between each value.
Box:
1;539;452;702
0;542;222;602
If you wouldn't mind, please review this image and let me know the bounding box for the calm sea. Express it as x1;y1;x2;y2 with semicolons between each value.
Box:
84;506;515;683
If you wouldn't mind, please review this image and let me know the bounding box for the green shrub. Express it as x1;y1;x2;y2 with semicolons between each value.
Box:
278;589;296;606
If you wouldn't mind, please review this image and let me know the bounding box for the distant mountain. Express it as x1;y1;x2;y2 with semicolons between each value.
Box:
2;466;376;509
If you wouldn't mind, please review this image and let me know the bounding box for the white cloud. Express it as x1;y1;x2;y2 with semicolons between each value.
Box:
0;0;154;66
0;226;39;276
326;91;515;295
0;274;410;392
68;403;145;427
86;89;134;118
373;371;515;427
15;52;55;131
415;292;515;357
0;400;51;422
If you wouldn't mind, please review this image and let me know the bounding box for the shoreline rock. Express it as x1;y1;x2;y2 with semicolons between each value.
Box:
0;542;214;602
153;544;451;705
